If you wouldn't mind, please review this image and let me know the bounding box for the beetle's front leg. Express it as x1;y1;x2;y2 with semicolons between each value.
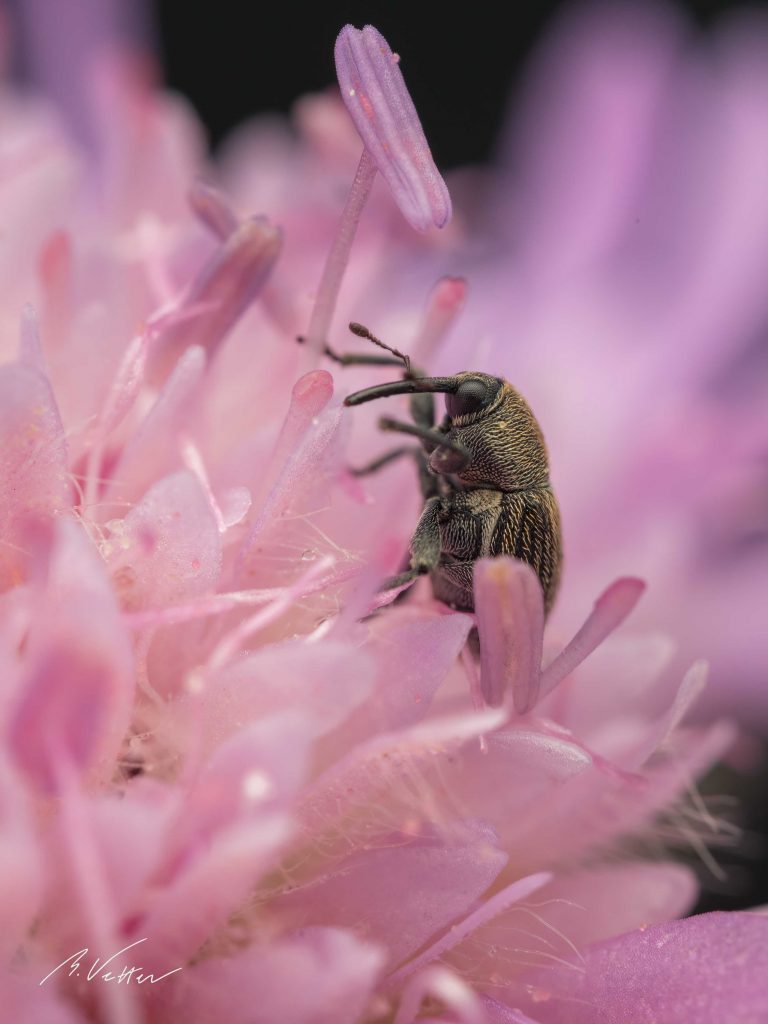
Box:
409;496;442;573
379;496;442;592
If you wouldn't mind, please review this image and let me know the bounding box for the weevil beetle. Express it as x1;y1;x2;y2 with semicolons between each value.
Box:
328;323;563;614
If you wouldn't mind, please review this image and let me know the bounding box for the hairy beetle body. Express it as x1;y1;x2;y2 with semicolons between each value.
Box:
336;328;563;614
426;483;562;613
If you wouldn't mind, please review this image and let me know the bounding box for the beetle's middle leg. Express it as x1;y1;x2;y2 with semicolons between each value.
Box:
378;418;470;473
380;495;442;591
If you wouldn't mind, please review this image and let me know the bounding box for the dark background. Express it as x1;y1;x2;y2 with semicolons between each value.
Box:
154;0;755;166
152;0;768;916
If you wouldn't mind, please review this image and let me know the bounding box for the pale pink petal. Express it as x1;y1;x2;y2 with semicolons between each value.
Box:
150;927;384;1024
412;276;468;364
474;558;545;712
396;727;591;862
44;757;143;1024
0;966;88;1024
218;486;251;529
480;997;542;1024
18;304;45;371
335;25;452;231
252;369;334;509
538;579;645;703
0;758;43;959
616;659;709;769
82;327;150;510
237;402;345;585
272;823;507;969
505;2;683;279
104;469;221;610
196;640;377;757
147;216;281;383
540;631;676;739
298;707;507;858
387;872;552;986
188;179;239;240
395;966;485;1024
445;862;698;993
175;713;312;847
106;345;205;505
8;519;134;791
68;785;171;925
506;719;735;872
130;815;290;970
0;364;71;590
350;610;474;735
512;912;768;1024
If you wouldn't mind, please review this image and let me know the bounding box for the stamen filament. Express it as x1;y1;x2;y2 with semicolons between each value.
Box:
304;148;377;354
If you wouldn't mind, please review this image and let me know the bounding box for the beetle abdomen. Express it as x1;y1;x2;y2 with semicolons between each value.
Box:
489;487;562;613
429;486;562;614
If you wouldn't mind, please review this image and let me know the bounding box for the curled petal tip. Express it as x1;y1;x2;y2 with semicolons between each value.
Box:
474;557;545;713
335;24;452;232
597;576;646;613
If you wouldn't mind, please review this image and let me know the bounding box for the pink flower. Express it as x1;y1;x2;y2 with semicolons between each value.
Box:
1;6;767;1024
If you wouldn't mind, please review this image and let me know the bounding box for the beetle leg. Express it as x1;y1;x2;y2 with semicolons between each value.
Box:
409;389;435;430
409;496;442;573
314;346;406;369
377;496;442;594
377;417;468;460
349;445;415;476
380;567;424;591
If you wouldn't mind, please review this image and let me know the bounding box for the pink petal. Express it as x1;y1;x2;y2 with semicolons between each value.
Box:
272;823;507;969
37;756;142;1024
298;707;507;859
196;639;377;757
175;713;313;847
504;719;735;872
447;862;698;994
534;862;698;947
188;179;239;240
412;276;468;364
480;997;542;1024
147;216;281;383
252;369;334;509
8;519;134;792
387;872;552;986
64;785;170;925
505;2;682;280
150;927;383;1024
0;758;43;959
104;469;221;610
18;304;45;371
132;815;290;970
617;658;709;769
399;727;591;862
335;25;452;231
0;966;88;1024
105;344;205;506
0;364;71;590
237;402;344;584
538;578;645;703
513;912;768;1024
474;558;545;712
353;611;474;734
395;966;484;1024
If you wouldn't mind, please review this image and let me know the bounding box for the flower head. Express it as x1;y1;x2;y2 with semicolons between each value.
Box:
1;6;767;1024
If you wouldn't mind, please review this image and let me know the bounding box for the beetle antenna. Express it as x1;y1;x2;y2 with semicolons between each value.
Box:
349;322;412;376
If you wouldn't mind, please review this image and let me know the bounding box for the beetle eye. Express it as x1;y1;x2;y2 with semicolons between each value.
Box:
446;378;494;418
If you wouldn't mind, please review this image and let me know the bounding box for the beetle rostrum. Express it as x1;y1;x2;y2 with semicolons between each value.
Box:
335;324;563;615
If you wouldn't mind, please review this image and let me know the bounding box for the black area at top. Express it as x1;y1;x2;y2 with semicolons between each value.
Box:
154;1;757;168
